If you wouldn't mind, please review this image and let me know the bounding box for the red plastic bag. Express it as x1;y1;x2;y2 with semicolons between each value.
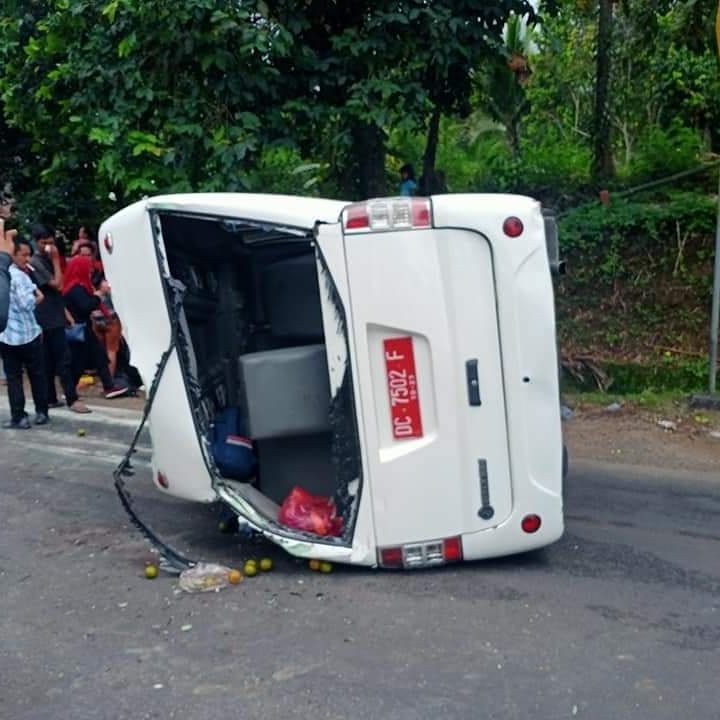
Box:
278;486;343;537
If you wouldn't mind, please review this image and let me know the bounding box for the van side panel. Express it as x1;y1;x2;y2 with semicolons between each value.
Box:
432;195;564;555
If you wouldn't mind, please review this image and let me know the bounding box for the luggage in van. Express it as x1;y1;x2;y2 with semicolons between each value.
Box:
210;407;256;481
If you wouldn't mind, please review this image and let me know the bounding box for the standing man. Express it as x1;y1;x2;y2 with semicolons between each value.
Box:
0;217;16;332
399;163;418;197
0;237;49;428
29;224;90;414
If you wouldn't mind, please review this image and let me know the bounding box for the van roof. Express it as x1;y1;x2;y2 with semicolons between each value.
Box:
146;193;349;230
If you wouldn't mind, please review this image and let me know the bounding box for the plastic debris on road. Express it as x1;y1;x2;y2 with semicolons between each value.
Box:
177;563;235;593
605;401;623;412
657;419;678;431
561;405;574;421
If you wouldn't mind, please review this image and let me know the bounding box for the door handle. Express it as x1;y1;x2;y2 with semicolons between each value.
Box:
465;359;482;406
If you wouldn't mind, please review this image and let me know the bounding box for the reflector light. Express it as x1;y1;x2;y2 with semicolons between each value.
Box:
442;536;463;562
103;233;113;253
502;216;524;237
521;514;542;533
343;197;432;233
156;472;169;489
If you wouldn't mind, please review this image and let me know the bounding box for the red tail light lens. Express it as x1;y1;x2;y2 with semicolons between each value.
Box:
521;514;542;533
411;200;431;227
344;204;370;231
442;536;463;562
503;216;524;237
156;472;169;489
379;547;404;568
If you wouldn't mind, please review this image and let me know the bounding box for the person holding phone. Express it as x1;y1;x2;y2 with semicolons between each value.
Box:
0;217;16;333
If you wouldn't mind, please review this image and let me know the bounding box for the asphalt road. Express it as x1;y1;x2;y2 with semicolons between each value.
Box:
0;407;718;720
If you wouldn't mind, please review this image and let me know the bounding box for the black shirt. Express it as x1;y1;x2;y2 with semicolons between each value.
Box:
29;254;66;330
64;285;101;324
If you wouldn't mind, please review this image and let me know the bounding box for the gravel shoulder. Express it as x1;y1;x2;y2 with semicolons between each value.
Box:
563;399;720;476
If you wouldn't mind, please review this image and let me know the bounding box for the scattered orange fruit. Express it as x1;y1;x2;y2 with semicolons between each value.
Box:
319;561;333;574
144;564;159;579
259;558;273;572
228;569;242;584
308;559;321;571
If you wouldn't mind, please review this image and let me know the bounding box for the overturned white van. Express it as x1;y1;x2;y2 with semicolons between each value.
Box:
99;193;565;569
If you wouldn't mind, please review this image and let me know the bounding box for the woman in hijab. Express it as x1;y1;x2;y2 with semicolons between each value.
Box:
62;256;128;399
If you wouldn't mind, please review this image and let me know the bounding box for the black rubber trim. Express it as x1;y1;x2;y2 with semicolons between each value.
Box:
112;276;195;573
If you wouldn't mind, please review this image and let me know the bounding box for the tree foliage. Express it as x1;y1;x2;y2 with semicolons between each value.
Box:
0;0;719;223
1;0;291;213
1;0;538;214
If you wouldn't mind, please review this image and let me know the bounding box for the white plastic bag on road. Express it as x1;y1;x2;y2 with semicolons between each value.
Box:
177;562;234;593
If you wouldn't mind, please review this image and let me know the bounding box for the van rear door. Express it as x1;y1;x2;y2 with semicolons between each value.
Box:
99;201;217;502
341;199;512;548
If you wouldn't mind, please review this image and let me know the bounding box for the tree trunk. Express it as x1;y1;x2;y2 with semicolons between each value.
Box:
421;106;442;194
591;0;615;185
507;105;526;161
347;122;386;200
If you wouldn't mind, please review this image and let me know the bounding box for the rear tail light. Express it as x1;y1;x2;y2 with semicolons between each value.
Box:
379;546;404;568
378;536;463;569
156;472;169;489
442;536;463;562
342;197;433;234
521;514;542;533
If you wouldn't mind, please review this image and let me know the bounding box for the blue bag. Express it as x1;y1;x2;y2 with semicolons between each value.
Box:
65;323;86;343
210;407;256;481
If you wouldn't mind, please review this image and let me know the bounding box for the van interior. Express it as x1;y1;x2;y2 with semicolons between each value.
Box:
155;211;360;542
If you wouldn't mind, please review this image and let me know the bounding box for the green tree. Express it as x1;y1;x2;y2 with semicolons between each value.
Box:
474;13;534;160
265;0;541;197
592;0;616;184
0;0;291;217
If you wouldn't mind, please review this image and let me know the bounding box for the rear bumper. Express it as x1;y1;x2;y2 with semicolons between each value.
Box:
461;503;564;561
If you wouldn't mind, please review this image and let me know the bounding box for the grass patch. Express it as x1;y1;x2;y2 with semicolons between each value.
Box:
561;357;711;395
562;390;720;429
562;389;684;413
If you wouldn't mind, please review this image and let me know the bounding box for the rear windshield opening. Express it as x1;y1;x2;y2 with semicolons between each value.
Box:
155;211;361;544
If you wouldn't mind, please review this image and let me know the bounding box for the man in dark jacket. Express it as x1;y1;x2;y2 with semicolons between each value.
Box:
0;217;16;332
29;224;90;413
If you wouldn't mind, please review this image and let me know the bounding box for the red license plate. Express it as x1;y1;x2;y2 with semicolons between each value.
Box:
383;336;423;440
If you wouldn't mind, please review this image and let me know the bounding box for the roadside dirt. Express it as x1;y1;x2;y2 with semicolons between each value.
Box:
564;401;720;475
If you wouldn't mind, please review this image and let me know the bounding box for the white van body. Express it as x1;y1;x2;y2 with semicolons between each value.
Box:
99;193;564;569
